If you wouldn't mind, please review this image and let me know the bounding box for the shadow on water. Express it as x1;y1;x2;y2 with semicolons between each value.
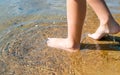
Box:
81;43;120;51
99;35;120;42
81;35;120;51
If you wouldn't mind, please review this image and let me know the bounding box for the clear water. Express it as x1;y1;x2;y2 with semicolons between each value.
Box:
0;1;120;74
0;0;66;23
0;0;120;47
0;0;120;32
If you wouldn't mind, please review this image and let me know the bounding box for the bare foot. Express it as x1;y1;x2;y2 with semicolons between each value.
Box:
47;38;80;52
88;21;120;40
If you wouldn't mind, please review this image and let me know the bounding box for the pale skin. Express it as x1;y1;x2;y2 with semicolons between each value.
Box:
47;0;120;52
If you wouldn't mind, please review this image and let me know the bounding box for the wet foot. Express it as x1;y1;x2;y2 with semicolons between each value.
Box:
47;38;80;52
88;21;120;40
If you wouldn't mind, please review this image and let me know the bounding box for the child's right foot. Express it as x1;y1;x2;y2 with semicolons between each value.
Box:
88;20;120;40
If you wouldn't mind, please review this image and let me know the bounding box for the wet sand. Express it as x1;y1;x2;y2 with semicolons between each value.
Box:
0;6;120;75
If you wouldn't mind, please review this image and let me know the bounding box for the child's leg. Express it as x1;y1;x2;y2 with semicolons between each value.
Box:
87;0;120;40
47;0;86;52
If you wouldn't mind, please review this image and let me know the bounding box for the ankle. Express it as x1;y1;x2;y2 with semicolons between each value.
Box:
100;15;113;25
66;38;80;49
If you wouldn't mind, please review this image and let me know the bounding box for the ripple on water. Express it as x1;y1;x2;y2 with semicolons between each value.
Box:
0;19;80;75
0;4;120;74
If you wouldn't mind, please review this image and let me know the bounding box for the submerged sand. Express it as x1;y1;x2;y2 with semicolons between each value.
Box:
0;6;120;75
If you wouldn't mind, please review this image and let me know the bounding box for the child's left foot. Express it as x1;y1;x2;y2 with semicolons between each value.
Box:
47;38;80;52
88;20;120;40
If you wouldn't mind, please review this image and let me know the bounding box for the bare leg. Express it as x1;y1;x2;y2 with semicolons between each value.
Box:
47;0;86;52
87;0;120;40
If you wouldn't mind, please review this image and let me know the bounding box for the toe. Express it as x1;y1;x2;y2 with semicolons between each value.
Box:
47;38;51;45
88;33;93;38
88;34;91;37
88;33;99;40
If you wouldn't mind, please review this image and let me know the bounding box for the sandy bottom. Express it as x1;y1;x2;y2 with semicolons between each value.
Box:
0;7;120;75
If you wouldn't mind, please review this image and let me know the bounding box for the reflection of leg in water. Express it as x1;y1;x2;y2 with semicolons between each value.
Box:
47;0;86;52
87;0;120;40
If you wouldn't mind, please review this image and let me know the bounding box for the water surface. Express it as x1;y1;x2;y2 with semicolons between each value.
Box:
0;0;120;33
0;0;120;75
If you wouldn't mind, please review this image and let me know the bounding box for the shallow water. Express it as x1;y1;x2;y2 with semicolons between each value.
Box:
0;0;120;33
0;0;120;75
